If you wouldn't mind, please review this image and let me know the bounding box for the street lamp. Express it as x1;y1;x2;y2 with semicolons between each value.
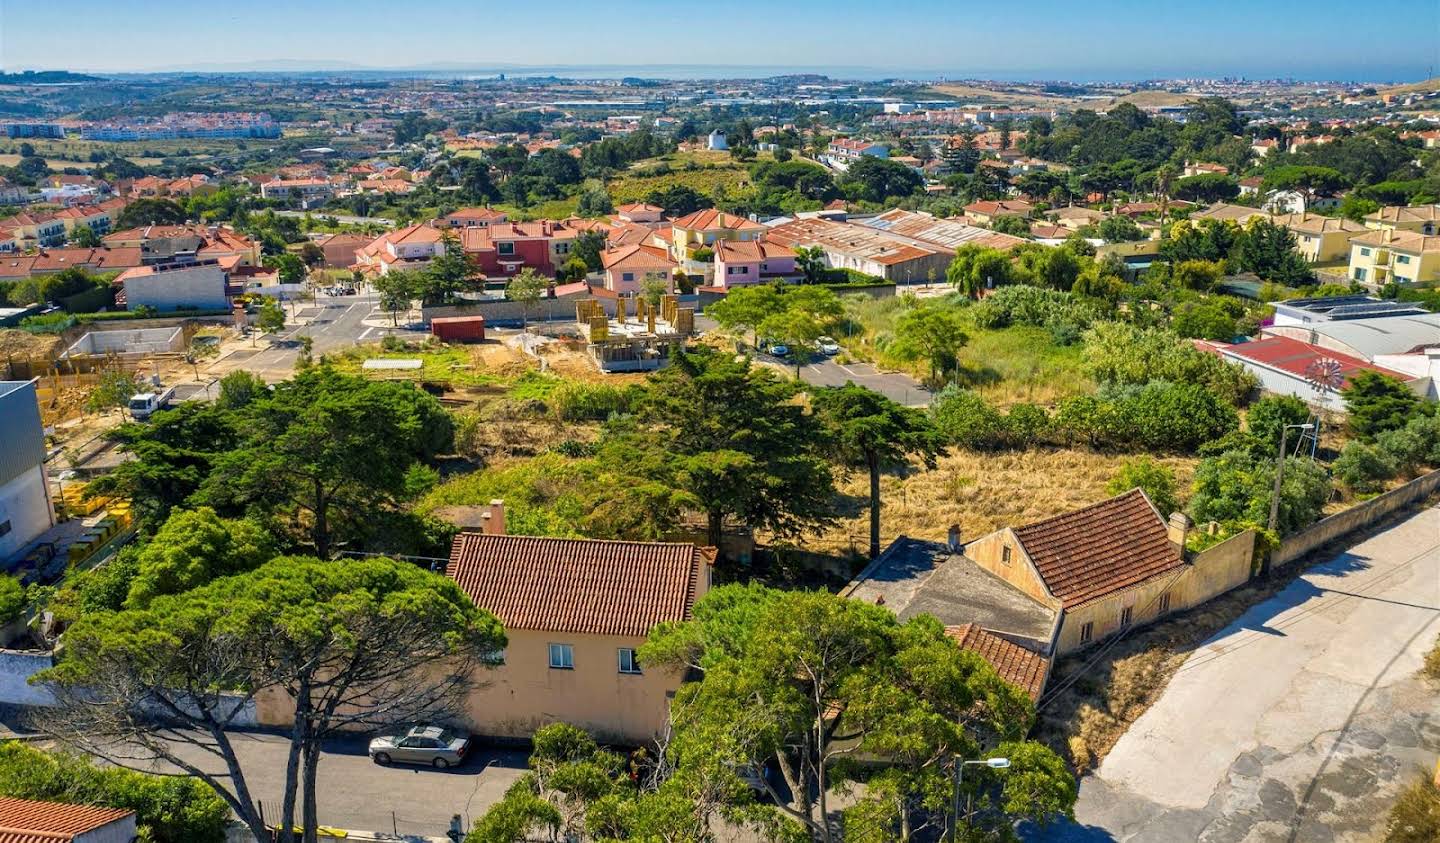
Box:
1267;422;1316;538
950;756;1010;842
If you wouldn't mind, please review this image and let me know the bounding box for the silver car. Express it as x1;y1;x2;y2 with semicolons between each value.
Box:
368;724;471;769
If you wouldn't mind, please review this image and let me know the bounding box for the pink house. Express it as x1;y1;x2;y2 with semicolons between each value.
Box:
712;240;799;289
600;244;674;295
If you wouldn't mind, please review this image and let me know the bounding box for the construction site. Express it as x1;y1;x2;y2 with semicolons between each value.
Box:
574;294;696;373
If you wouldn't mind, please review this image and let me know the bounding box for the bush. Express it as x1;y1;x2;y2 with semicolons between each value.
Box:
1385;776;1440;843
0;742;230;843
1332;441;1398;495
124;508;276;608
970;285;1096;331
1054;382;1238;453
1107;458;1179;516
1082;322;1257;405
0;576;22;625
930;386;1009;450
1343;371;1430;440
1005;402;1051;447
1245;394;1311;450
1170;301;1237;341
550;381;638;422
1188;450;1330;536
1375;425;1429;476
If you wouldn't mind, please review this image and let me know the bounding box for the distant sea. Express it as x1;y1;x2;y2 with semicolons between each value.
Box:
105;62;1433;85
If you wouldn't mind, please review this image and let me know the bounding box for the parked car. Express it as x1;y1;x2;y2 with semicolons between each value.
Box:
368;724;470;769
768;343;790;357
817;336;840;356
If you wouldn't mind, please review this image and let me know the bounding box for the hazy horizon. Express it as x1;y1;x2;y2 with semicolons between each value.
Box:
2;0;1437;84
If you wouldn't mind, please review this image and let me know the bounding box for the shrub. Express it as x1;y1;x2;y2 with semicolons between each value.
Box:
930;386;1009;450
1385;776;1440;843
1375;425;1429;476
1332;441;1398;495
1245;394;1311;450
1171;301;1237;341
1188;450;1330;536
1343;371;1430;440
970;285;1096;331
0;742;229;843
0;577;22;625
1082;322;1257;404
1107;458;1179;516
1118;381;1239;452
550;381;638;422
1005;402;1051;447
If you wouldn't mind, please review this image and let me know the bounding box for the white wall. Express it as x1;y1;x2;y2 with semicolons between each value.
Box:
124;265;229;312
74;815;138;843
0;465;53;561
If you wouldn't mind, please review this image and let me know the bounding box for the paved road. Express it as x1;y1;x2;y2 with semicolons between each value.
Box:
144;732;526;838
757;353;933;406
219;293;420;379
1032;505;1440;843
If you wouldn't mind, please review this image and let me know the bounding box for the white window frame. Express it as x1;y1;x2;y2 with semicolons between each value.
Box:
548;643;574;670
618;648;642;675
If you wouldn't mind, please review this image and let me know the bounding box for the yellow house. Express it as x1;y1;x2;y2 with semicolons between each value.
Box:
668;208;766;260
1363;205;1440;235
1348;228;1440;287
1270;212;1367;263
445;503;715;745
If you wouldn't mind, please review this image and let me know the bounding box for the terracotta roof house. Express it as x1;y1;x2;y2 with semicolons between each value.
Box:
613;202;665;224
438;207;509;229
1189;203;1268;224
945;624;1050;700
600;243;674;296
0;796;136;843
963;199;1034;226
445;502;715;743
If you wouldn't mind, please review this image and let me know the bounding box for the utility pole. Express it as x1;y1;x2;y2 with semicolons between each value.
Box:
1265;422;1314;574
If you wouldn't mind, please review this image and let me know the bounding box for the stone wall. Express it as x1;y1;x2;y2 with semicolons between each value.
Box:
1272;469;1440;568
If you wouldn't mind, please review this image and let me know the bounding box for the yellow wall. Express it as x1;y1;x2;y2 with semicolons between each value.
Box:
1389;249;1440;285
1348;241;1389;285
1294;230;1357;263
460;629;681;745
964;529;1058;608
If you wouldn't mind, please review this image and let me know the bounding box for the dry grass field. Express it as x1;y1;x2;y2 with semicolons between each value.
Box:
806;448;1199;556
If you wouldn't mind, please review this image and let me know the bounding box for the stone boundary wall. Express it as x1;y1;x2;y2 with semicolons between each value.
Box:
1273;468;1440;568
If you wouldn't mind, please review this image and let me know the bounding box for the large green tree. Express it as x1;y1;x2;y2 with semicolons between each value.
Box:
890;302;970;384
1342;371;1429;440
640;585;1076;842
197;367;453;557
626;348;836;547
37;555;505;843
813;384;946;558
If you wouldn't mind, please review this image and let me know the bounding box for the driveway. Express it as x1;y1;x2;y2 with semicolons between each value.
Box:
1033;505;1440;842
756;352;932;406
216;293;420;380
140;732;527;838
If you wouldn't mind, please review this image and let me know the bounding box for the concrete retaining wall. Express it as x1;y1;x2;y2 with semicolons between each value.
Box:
63;326;184;358
424;293;703;328
1273;468;1440;568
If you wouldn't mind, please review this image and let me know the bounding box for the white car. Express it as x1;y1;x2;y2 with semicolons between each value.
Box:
817;336;840;356
368;724;470;769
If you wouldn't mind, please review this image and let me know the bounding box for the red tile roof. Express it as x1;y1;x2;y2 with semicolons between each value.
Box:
945;624;1050;700
1011;489;1184;608
600;243;673;272
447;533;715;637
670;208;766;232
0;797;132;841
1219;335;1407;387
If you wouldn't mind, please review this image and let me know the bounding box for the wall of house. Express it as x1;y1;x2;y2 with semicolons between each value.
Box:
1055;570;1183;654
963;529;1055;607
0;466;54;561
0;649;56;706
460;629;681;745
73;815;138;843
1272;468;1440;569
124;267;229;312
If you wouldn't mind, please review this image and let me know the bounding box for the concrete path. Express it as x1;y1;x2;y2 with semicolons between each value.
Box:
1033;505;1440;843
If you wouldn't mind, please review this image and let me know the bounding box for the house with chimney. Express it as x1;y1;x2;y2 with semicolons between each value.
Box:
444;501;716;744
846;489;1256;698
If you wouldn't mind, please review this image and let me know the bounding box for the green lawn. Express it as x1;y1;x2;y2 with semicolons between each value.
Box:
330;346;502;389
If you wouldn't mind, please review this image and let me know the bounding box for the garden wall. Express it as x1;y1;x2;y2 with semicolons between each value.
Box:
1272;469;1440;569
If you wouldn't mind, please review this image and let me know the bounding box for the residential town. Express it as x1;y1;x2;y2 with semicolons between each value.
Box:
0;16;1438;843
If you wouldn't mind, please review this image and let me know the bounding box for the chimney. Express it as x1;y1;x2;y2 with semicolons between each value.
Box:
1167;512;1192;553
488;499;506;536
946;524;962;552
478;511;492;534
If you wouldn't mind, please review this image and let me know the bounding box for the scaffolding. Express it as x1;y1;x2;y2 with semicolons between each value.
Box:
576;295;696;372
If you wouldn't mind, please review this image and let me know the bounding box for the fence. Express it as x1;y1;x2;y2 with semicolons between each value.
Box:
1272;468;1440;569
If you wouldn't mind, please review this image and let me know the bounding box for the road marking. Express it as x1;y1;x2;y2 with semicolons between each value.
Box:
358;327;375;340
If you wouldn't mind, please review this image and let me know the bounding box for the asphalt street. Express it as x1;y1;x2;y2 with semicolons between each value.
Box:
217;293;419;380
756;352;933;406
1031;505;1440;843
139;731;527;838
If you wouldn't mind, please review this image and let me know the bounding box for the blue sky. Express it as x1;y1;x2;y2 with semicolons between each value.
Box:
2;0;1437;81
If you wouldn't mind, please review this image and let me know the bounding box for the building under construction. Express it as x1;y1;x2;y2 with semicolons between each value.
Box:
576;294;695;372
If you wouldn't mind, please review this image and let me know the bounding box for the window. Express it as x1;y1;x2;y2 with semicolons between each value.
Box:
1001;545;1012;565
1354;268;1368;282
740;266;749;274
1159;592;1172;614
1397;254;1411;264
548;643;574;670
618;648;642;675
1079;622;1093;644
497;242;515;255
1120;606;1133;627
1359;247;1372;257
622;272;635;282
555;242;569;254
727;266;736;275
